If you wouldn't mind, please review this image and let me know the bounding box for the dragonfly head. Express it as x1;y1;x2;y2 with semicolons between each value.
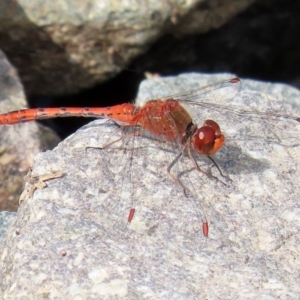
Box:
192;120;224;155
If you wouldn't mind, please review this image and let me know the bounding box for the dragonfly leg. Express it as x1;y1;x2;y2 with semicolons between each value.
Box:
187;145;230;186
85;125;142;226
207;156;232;182
85;129;141;152
167;145;210;237
167;149;191;196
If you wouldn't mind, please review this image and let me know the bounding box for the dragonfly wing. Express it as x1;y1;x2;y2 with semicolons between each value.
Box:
176;78;242;105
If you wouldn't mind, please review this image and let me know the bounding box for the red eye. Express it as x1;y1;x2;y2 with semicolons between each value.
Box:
192;120;224;155
203;120;221;137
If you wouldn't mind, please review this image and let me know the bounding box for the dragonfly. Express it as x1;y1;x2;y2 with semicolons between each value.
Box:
0;77;299;237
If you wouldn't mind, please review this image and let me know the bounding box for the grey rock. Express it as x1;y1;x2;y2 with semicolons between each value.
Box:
0;212;16;242
0;0;254;95
0;73;299;298
0;50;60;211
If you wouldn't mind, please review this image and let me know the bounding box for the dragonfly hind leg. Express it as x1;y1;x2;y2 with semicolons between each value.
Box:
85;125;141;152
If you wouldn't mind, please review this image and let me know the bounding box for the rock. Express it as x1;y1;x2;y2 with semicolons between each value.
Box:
0;0;254;95
0;73;299;298
0;50;60;211
0;212;16;242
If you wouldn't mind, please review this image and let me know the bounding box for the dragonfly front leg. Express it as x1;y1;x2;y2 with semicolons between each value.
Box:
187;144;231;186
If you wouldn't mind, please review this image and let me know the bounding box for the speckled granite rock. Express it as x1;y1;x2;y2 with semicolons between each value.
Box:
0;73;299;298
0;212;16;242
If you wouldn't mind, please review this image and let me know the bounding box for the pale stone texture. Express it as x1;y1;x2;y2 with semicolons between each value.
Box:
0;212;15;242
0;73;300;299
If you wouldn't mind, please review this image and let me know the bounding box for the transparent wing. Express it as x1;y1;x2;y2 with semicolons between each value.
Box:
173;78;242;104
173;78;300;124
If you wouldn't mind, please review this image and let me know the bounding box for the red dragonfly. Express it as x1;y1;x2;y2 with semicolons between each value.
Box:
0;77;299;237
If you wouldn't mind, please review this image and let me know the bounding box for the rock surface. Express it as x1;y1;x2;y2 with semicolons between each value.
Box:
0;50;60;211
0;73;300;298
0;212;15;242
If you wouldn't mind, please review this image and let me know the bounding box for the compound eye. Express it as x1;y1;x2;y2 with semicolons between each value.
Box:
204;120;221;137
193;126;216;155
192;121;224;155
